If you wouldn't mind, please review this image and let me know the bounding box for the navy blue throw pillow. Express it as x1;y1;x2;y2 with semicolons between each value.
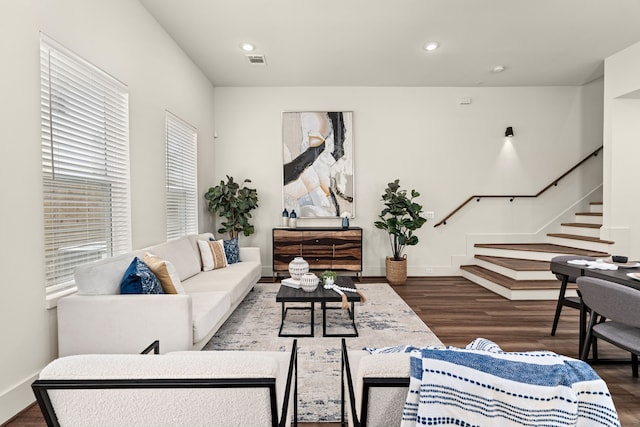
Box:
223;238;240;264
120;257;164;294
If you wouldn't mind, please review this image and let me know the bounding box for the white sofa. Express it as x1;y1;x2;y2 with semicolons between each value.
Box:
32;340;298;427
57;232;261;356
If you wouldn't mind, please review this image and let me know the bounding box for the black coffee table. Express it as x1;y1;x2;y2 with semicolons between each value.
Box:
276;276;360;337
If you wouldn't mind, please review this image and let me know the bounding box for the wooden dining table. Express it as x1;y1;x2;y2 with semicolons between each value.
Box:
550;258;640;356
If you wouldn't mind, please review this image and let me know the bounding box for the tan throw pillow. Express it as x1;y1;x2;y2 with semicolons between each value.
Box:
143;252;185;294
208;240;228;270
197;240;214;271
197;239;228;271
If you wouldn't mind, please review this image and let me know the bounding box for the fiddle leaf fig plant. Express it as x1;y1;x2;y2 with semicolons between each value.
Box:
374;179;427;261
204;175;259;239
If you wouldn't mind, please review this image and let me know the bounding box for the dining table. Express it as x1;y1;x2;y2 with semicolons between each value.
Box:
550;258;640;357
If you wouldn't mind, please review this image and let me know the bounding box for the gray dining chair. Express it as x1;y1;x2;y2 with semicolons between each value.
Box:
577;276;640;377
550;255;595;336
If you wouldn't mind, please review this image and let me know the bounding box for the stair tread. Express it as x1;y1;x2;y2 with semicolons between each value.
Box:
547;233;614;244
474;243;609;257
560;222;602;229
475;255;550;271
575;212;603;216
461;265;570;290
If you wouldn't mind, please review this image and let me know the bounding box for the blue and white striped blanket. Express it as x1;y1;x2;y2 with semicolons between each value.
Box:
371;338;620;426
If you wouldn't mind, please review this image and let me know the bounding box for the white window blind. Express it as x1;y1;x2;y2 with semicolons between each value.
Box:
166;112;198;240
40;35;131;307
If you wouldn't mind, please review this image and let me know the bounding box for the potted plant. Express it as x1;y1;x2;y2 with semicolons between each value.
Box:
321;270;337;286
374;179;427;285
204;175;259;239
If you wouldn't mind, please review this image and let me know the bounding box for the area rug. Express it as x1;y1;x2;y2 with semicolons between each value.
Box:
203;283;443;422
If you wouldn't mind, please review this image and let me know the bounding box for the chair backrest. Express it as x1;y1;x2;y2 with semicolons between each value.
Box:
577;277;640;328
551;255;595;282
32;342;297;427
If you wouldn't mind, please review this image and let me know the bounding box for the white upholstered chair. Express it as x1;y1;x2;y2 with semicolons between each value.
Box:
340;339;409;427
32;340;298;427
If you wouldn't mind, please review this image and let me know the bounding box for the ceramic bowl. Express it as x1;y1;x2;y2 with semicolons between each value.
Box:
300;273;319;292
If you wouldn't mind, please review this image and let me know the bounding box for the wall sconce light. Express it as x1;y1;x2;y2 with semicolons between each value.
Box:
505;126;514;137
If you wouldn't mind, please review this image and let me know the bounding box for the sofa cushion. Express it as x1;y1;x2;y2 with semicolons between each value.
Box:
182;261;261;305
75;251;143;295
143;252;185;294
223;238;240;264
120;257;164;294
146;237;201;281
187;232;215;270
197;240;227;271
190;292;231;342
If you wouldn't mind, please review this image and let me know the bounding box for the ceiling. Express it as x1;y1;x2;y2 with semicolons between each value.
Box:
138;0;640;87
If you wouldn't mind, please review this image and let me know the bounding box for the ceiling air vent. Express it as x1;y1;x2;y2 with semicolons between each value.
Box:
246;54;267;65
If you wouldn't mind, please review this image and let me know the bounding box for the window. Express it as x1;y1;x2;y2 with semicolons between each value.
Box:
165;112;198;240
40;35;131;307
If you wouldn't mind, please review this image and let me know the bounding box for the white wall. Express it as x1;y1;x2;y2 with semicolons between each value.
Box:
213;82;603;277
603;40;640;258
0;0;215;422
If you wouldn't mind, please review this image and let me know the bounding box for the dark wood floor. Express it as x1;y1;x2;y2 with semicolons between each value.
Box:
5;276;638;426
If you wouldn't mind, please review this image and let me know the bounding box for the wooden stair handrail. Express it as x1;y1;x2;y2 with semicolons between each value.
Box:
433;146;603;227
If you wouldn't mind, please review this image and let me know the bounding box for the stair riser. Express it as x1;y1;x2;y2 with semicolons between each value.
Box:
574;214;603;225
546;236;611;253
475;259;555;281
461;270;577;300
474;247;567;262
560;226;600;238
460;270;512;299
590;204;603;213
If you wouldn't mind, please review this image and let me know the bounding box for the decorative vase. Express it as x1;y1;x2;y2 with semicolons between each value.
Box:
282;209;289;227
300;272;319;292
385;255;407;285
289;210;297;228
288;257;309;280
341;216;349;229
324;277;334;287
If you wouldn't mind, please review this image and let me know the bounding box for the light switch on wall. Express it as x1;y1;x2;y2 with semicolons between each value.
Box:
425;211;435;219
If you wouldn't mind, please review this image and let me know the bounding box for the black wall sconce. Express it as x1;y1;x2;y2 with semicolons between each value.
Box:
505;126;514;137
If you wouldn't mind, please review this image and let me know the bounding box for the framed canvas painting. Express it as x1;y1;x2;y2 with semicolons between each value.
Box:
282;111;354;218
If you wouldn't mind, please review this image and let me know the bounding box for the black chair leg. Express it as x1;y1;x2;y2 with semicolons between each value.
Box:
551;275;569;336
632;354;638;378
580;309;598;360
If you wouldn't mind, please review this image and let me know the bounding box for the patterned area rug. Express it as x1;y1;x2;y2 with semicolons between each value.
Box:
203;283;442;422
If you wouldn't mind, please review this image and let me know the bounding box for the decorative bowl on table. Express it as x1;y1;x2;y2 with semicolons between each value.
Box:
300;273;319;292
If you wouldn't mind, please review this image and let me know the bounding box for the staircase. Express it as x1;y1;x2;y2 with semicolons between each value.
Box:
460;202;612;300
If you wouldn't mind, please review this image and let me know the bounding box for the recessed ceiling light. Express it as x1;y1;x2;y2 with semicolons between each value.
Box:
240;42;255;52
423;41;439;52
492;65;506;73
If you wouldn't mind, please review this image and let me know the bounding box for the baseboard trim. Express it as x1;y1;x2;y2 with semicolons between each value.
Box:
0;372;39;425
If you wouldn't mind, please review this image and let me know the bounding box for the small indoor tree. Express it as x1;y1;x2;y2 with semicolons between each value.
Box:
204;175;259;239
374;179;427;284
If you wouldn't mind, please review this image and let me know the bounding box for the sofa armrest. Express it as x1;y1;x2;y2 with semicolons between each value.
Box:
239;246;261;263
57;294;193;356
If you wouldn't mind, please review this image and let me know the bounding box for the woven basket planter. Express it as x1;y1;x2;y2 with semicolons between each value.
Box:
386;256;407;285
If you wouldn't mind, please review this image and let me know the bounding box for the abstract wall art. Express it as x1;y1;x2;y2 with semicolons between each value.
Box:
282;111;354;218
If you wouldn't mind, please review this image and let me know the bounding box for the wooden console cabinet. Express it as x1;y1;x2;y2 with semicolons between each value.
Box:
272;227;362;278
